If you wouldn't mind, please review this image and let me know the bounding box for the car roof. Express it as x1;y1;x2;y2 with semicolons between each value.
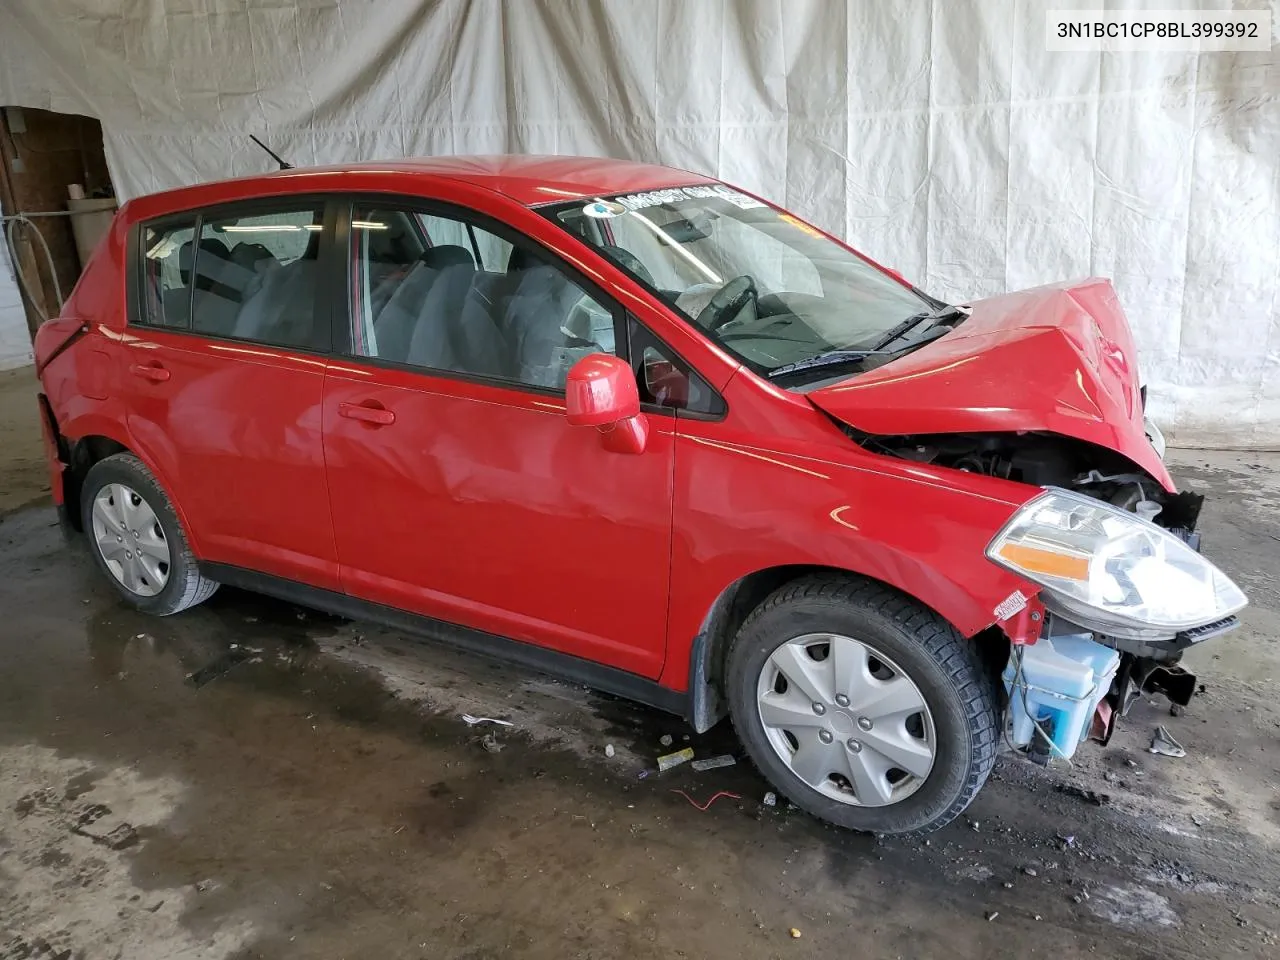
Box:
125;155;716;219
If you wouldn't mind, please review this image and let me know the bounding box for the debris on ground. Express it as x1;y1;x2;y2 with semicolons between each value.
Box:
185;648;250;689
690;754;736;771
762;791;778;807
461;714;514;727
986;911;999;922
604;744;615;758
1149;725;1186;758
657;747;694;771
1056;783;1111;806
671;789;741;812
480;733;504;753
1023;866;1039;877
788;927;802;939
659;734;673;747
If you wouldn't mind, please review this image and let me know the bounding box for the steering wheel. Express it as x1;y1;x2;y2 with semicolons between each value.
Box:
696;275;758;332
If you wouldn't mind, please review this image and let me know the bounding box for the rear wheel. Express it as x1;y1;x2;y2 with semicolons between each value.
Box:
726;575;998;835
80;453;218;615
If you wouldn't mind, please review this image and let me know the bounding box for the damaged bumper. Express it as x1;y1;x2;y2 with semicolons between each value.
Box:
1000;484;1244;762
1004;609;1241;762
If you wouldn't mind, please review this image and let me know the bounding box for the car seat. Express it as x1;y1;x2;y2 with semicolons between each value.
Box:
404;260;506;378
503;247;597;388
373;245;475;362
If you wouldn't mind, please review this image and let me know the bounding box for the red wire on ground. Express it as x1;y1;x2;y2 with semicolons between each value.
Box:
671;789;742;812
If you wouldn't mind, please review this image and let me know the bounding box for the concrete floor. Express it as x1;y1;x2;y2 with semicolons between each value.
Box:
1;366;1278;959
0;365;45;514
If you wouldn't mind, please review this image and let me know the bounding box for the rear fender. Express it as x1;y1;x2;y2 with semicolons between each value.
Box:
56;413;199;552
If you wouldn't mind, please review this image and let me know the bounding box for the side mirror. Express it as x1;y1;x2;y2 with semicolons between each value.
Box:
565;354;649;455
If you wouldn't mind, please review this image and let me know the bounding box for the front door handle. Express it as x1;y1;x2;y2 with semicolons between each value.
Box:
338;400;396;426
130;362;170;383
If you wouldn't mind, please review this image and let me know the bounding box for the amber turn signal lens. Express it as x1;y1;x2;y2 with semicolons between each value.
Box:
995;542;1089;581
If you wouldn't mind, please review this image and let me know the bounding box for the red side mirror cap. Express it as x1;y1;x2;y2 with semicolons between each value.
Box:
565;354;640;427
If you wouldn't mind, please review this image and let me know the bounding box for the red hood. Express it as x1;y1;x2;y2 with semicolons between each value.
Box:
806;278;1174;491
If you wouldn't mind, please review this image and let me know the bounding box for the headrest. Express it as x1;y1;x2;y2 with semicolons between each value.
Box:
505;244;544;274
599;244;655;287
229;241;275;270
199;237;230;259
421;244;474;270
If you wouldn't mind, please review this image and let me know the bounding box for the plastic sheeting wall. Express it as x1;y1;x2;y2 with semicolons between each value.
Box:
0;249;33;371
2;0;1277;446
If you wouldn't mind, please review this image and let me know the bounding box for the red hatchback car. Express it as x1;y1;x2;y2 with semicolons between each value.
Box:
35;156;1246;834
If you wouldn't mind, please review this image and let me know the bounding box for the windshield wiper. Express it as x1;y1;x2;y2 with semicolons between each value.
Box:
765;303;968;381
869;303;969;352
765;348;899;380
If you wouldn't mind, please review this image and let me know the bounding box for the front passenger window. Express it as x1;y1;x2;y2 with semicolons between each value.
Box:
347;203;619;391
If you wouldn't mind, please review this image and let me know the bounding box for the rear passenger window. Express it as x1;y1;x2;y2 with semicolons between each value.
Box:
140;220;196;328
347;203;618;390
190;204;328;351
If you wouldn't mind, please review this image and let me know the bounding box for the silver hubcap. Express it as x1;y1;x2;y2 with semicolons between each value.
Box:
91;483;170;597
756;633;935;807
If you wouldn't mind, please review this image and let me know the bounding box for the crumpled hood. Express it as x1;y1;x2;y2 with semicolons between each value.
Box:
806;278;1174;490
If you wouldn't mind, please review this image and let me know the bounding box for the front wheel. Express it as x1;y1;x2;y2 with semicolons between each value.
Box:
726;575;998;835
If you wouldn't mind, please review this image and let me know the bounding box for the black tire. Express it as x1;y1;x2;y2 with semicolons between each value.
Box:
80;453;219;616
725;574;998;836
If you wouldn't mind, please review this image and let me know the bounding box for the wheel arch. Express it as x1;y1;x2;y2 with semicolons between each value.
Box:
62;433;196;553
680;563;1005;734
61;433;130;531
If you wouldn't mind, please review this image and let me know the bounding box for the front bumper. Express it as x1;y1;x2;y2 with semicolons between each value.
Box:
1004;608;1242;761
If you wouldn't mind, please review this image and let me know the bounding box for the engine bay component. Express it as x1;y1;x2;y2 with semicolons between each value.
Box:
1003;619;1120;761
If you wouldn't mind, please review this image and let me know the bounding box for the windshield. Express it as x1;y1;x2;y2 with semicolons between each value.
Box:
541;186;936;375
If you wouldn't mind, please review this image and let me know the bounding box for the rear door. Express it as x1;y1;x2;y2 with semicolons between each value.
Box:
122;198;342;589
321;198;675;677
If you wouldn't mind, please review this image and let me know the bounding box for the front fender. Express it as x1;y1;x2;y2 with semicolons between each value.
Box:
659;430;1036;693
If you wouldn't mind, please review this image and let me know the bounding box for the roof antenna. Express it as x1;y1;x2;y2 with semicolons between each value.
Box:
250;134;293;171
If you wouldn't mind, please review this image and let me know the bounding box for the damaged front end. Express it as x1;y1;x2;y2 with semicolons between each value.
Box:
843;424;1247;762
984;472;1245;763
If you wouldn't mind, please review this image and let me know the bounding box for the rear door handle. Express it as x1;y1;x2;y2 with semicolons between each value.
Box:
130;362;170;383
338;401;395;426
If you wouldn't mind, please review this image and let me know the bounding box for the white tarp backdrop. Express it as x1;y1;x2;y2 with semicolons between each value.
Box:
1;0;1277;446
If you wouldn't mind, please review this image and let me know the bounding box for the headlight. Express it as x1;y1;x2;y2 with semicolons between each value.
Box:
987;489;1246;640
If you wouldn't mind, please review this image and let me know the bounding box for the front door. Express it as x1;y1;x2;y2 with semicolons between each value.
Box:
122;199;341;589
321;201;674;677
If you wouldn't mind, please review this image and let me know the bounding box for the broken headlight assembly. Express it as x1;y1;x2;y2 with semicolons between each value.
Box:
986;489;1246;641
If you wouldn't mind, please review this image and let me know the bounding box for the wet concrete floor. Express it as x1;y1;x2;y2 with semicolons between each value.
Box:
1;450;1278;959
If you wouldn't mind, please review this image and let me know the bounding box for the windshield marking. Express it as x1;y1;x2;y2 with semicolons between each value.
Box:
618;184;764;211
